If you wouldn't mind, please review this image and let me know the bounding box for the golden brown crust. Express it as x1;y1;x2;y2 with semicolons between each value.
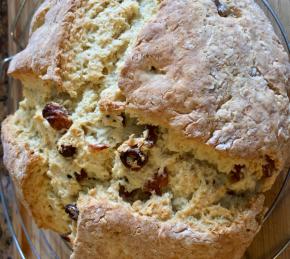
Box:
2;0;290;258
119;0;290;168
71;196;264;259
1;116;68;233
8;0;81;93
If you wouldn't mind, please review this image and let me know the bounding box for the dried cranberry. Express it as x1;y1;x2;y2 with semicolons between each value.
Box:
144;168;169;195
74;169;88;182
58;144;76;157
42;103;72;130
230;165;245;182
64;204;79;221
120;148;148;171
145;125;158;147
262;156;275;177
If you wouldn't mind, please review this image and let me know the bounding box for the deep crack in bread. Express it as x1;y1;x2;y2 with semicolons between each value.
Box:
2;0;290;258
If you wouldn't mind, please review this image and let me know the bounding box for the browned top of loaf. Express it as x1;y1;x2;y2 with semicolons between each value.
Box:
119;0;290;166
8;0;80;91
7;0;290;167
71;196;264;259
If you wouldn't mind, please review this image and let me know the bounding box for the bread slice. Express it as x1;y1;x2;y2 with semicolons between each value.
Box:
2;0;289;258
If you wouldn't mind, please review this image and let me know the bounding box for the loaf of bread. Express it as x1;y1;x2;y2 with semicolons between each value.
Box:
2;0;290;258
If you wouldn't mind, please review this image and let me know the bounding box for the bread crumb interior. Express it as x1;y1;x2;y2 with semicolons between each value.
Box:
11;0;271;239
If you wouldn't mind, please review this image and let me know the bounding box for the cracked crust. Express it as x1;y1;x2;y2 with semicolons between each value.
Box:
8;0;81;94
1;116;69;233
119;0;290;169
72;195;264;259
2;0;290;258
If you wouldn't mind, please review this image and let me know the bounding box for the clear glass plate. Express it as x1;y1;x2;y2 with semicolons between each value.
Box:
0;1;289;258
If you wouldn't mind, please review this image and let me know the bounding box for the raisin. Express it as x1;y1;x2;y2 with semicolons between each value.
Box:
64;204;79;221
145;125;158;147
213;1;241;18
144;168;169;195
262;156;275;177
74;169;88;182
42;102;72;130
230;165;245;182
120;148;148;171
214;0;231;17
58;144;76;157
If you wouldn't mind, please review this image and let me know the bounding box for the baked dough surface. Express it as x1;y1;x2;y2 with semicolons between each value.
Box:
1;0;289;258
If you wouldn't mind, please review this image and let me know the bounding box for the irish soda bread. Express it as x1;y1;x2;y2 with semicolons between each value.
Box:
2;0;290;258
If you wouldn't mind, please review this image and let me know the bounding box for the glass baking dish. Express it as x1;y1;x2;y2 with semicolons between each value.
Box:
0;0;289;258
